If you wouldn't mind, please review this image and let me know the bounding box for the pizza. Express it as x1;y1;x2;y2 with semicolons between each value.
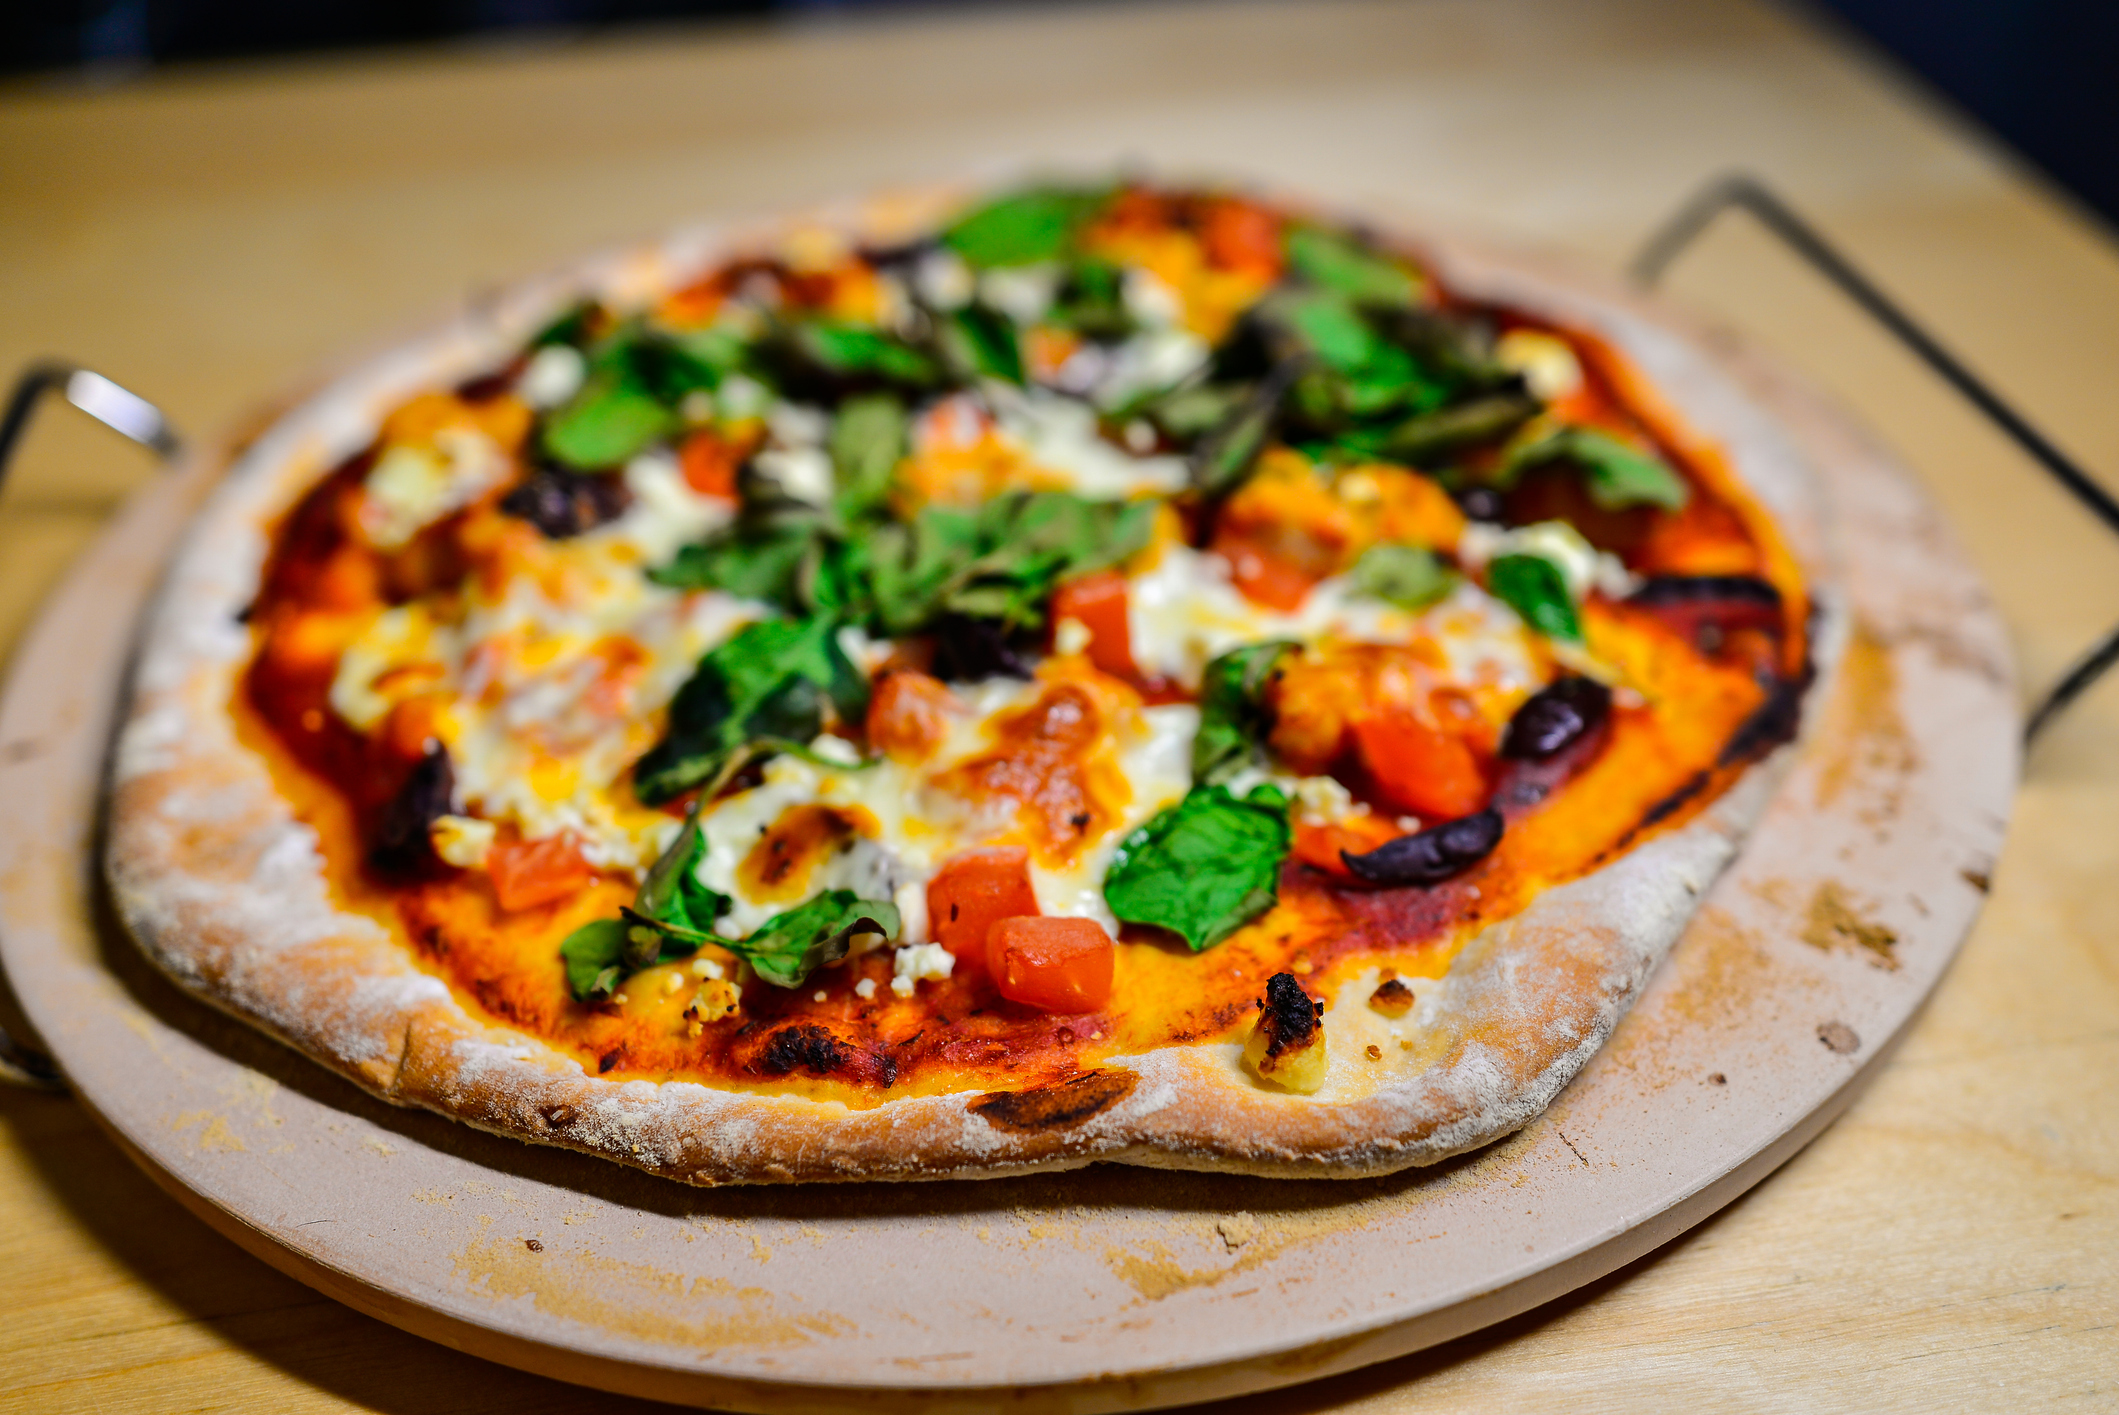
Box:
107;181;1825;1183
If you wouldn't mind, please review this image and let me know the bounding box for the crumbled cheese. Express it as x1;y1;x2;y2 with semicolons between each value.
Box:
518;344;587;409
429;814;496;868
1092;327;1209;410
914;248;974;310
611;447;735;562
767;401;829;448
855;977;878;1000
892;879;930;946
752;445;834;507
1053;617;1093;656
1123;267;1184;327
978;264;1059;325
689;956;725;981
1495;330;1583;401
358;426;507;551
715;373;771;420
986;384;1188;499
891;941;956;997
805;733;863;766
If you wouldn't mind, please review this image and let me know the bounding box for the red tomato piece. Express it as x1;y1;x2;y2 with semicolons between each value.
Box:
488;833;594;912
988;916;1114;1014
1351;708;1488;821
1215;534;1317;612
1198;199;1283;279
1291;815;1404;876
865;669;958;765
678;427;740;500
926;846;1040;963
1049;569;1138;679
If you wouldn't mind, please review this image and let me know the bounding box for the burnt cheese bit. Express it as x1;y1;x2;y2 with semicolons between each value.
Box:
370;744;455;878
1368;978;1415;1018
1243;972;1327;1093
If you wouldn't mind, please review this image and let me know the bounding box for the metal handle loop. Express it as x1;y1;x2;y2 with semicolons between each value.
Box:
0;360;184;1092
1632;173;2119;745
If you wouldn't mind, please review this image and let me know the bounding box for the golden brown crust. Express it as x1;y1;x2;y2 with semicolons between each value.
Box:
105;188;1837;1184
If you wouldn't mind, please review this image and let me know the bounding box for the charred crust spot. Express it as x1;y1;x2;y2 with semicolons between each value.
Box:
1961;868;1992;893
1257;972;1322;1058
1817;1021;1860;1055
1719;672;1809;766
597;1049;623;1074
524;1237;544;1253
971;1069;1139;1133
760;1024;849;1076
538;1104;578;1129
1368;978;1415;1017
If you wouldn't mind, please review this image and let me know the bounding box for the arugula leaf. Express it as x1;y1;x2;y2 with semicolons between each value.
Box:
1503;425;1689;510
865;492;1155;637
1103;784;1292;951
559;815;732;1002
942;187;1106;268
1284;225;1421;306
1050;256;1134;341
541;375;673;469
935;304;1025;384
1191;362;1302;497
829;392;909;523
559;918;630;1002
1488;552;1582;642
1192;642;1296;786
1350;543;1456;610
732;890;901;989
651;523;818;605
632;616;867;805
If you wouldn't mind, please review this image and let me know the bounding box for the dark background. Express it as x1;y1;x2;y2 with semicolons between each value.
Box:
6;1;2118;230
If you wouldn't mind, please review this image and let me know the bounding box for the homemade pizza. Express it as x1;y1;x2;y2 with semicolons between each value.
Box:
108;181;1825;1183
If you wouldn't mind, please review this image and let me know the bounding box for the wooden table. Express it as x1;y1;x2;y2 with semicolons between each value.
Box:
2;1;2114;1408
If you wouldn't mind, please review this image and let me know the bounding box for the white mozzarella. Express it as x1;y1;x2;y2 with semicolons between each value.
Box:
517;345;587;409
358;426;508;551
986;385;1188;499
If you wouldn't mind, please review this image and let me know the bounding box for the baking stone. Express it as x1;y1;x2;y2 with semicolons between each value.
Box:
0;239;2016;1410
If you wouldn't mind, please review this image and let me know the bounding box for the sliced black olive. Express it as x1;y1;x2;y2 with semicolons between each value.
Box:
1500;677;1613;760
1341;808;1503;886
371;744;454;877
1628;574;1781;609
1452;484;1507;523
928;614;1034;681
501;464;630;539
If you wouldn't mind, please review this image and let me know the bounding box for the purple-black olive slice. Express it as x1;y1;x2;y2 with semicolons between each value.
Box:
371;744;455;877
1340;808;1504;887
1500;676;1612;760
500;464;630;539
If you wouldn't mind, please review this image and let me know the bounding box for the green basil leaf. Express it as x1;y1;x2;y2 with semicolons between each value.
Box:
559;917;629;1002
1507;426;1689;510
1489;552;1582;642
540;375;673;469
1284;226;1420;306
632;616;867;804
942;188;1106;268
733;890;901;989
829;392;909;524
650;523;815;604
634;810;731;936
1191;362;1302;497
936;305;1026;384
801;321;941;387
1192;642;1296;786
1103;784;1291;951
1350;543;1456;610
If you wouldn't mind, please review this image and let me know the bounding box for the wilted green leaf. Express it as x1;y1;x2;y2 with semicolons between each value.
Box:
1489;552;1581;642
1349;543;1456;610
1192;642;1296;786
1103;784;1291;951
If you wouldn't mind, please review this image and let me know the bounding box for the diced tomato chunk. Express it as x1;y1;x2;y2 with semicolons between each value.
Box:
1198;199;1283;279
1351;708;1488;821
678;427;740;500
488;833;594;912
927;847;1040;964
989;916;1114;1014
1215;535;1317;612
1292;815;1404;876
1050;569;1137;679
866;670;958;765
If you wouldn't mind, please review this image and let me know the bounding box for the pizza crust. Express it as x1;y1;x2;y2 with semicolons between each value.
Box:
105;193;1839;1184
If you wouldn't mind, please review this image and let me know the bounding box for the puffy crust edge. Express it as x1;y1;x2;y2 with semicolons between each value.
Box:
102;192;1833;1185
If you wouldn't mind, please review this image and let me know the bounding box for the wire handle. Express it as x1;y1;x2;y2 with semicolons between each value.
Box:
0;360;183;1092
1632;173;2119;744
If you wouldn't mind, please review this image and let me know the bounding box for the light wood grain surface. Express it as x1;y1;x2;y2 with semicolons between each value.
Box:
1;1;2114;1409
